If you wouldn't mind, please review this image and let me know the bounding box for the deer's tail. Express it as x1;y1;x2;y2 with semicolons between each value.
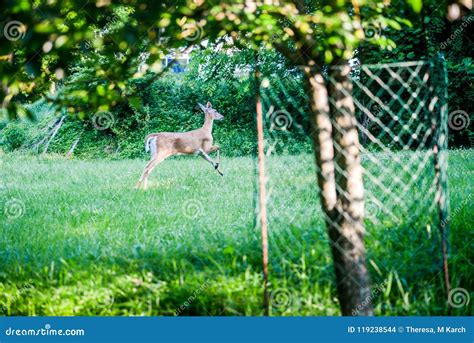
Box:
145;135;157;159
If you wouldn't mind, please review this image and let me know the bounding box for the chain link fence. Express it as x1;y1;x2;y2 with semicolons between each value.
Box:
260;55;450;315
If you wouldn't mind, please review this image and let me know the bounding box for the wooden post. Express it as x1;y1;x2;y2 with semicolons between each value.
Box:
255;59;270;316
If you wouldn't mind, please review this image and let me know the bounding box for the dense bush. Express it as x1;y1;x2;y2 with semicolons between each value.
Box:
1;123;28;152
0;48;312;159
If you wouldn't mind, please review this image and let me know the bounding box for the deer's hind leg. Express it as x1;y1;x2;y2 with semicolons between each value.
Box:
135;152;169;190
135;159;155;189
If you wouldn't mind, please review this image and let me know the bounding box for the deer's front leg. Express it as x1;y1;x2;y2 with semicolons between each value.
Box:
198;149;223;176
208;145;221;167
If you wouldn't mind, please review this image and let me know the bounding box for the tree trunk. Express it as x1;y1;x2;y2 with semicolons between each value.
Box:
306;66;373;316
305;71;338;215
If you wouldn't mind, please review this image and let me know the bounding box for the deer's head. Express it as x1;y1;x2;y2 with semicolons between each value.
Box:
198;102;224;121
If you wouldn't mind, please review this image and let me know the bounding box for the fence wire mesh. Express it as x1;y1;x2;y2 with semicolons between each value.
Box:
260;56;450;315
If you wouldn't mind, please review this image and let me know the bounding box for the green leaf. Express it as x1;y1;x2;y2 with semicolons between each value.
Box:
128;96;141;110
223;246;234;255
407;0;422;13
386;19;402;30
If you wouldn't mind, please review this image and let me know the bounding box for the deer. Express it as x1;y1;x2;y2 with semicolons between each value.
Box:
135;102;224;190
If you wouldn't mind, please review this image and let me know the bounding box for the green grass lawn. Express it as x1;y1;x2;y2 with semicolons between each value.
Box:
0;150;472;316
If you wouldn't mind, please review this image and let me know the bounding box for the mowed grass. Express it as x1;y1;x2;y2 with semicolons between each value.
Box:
0;150;472;316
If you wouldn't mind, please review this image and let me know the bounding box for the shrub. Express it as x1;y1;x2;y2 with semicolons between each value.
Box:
1;122;28;151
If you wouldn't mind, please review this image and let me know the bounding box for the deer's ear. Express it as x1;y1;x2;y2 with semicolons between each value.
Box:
206;102;212;108
197;103;206;111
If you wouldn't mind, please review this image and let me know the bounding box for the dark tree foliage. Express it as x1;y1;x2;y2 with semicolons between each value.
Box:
358;0;472;147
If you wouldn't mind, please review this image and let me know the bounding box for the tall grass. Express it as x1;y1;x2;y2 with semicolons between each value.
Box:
0;150;472;315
